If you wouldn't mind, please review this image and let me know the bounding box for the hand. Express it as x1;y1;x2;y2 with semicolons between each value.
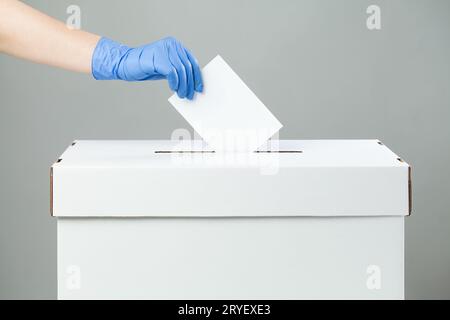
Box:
92;37;203;100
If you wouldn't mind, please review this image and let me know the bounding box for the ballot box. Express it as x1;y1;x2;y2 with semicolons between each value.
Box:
51;140;411;299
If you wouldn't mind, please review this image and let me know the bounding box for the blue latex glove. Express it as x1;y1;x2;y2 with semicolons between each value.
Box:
91;37;203;100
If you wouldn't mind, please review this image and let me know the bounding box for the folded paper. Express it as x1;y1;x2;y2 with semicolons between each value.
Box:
168;55;283;152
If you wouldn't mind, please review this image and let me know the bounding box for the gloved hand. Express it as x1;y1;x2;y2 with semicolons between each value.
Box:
91;37;203;100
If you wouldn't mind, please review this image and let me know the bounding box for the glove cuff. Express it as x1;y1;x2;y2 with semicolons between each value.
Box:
91;37;131;80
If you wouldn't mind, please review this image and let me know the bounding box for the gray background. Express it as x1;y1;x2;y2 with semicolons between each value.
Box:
0;0;449;299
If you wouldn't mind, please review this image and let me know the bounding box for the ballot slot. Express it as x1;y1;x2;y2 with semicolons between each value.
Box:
154;151;216;154
154;150;302;154
255;150;302;153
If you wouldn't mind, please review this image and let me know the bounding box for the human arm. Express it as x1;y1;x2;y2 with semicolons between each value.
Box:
0;0;202;99
0;0;99;73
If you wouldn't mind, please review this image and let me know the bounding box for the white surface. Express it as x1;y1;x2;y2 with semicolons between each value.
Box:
168;55;283;152
57;216;404;300
55;140;406;168
51;140;410;217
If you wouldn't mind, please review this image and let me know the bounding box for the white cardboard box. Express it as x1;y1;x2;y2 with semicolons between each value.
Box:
51;140;411;299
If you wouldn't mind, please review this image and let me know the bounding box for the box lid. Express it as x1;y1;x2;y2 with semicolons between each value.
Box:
51;140;411;217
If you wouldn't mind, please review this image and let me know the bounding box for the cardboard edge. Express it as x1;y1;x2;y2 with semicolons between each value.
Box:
50;166;54;216
51;141;76;217
378;140;411;217
408;165;412;216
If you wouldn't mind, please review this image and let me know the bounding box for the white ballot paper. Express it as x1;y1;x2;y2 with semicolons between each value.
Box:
168;55;283;152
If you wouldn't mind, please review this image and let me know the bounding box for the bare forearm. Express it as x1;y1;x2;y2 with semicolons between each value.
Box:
0;0;100;73
0;1;203;99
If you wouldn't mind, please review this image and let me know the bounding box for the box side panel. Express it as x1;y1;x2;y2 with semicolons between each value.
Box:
57;217;404;300
53;166;409;217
